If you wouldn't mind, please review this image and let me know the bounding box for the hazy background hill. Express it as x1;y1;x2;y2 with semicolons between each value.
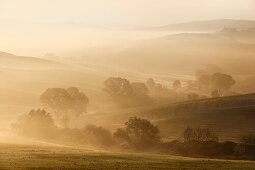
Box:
154;19;255;32
79;28;255;76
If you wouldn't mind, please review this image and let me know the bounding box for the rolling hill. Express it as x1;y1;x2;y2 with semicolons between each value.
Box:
0;51;65;69
88;30;255;76
140;93;255;141
0;51;111;129
99;93;255;142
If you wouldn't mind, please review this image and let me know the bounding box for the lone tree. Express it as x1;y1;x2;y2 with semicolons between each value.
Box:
114;117;160;150
40;87;89;121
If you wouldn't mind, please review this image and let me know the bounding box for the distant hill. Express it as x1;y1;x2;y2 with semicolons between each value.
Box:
154;19;255;32
92;30;255;75
0;51;64;69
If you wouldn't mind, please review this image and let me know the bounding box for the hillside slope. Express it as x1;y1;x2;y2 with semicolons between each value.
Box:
137;93;255;141
92;31;255;75
100;94;255;142
0;51;64;69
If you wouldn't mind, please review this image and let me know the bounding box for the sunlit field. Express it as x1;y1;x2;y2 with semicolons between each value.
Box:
0;143;255;170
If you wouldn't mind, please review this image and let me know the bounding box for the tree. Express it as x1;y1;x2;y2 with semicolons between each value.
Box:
40;87;89;126
66;87;89;115
103;77;133;98
173;80;181;90
12;109;57;139
114;117;160;150
183;127;218;142
195;71;235;95
131;82;152;105
40;88;73;116
103;77;151;107
211;73;235;93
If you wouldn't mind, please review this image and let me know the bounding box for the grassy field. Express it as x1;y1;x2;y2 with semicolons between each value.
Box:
0;143;255;169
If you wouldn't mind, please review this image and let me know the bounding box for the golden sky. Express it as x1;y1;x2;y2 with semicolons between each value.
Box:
0;0;254;56
0;0;254;26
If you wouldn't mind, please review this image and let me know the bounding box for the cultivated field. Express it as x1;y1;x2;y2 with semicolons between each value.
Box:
0;143;255;169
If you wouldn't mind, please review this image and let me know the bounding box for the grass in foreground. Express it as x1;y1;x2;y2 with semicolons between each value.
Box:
0;143;255;169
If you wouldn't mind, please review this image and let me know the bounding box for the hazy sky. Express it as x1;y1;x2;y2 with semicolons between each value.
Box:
0;0;254;56
1;0;254;26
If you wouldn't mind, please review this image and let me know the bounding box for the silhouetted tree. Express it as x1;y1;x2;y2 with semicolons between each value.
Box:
211;73;235;93
40;87;89;126
12;109;57;139
114;117;160;150
195;71;235;95
103;77;133;98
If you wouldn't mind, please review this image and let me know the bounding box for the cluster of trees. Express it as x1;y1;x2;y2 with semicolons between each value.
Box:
165;127;255;157
13;109;160;150
183;127;219;142
13;109;114;148
40;87;89;127
12;109;255;158
103;77;193;107
103;67;237;108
